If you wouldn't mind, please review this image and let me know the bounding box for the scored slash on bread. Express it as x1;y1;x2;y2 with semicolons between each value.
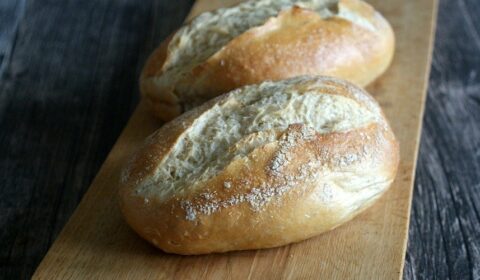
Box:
140;0;395;121
119;76;399;254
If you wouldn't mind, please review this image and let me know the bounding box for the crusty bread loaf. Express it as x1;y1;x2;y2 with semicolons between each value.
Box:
119;76;399;255
141;0;395;121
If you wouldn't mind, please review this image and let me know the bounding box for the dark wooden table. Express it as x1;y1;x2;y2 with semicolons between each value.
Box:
1;0;479;279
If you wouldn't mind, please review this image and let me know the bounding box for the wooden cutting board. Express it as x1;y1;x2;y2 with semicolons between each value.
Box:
33;0;438;279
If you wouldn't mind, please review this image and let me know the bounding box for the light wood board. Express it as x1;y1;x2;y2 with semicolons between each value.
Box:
33;0;438;279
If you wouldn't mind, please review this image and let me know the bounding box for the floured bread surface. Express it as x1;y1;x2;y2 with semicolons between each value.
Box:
120;76;399;255
160;0;338;91
141;0;395;121
136;77;379;201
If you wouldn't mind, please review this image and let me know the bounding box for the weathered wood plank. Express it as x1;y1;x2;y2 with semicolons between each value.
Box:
0;0;26;75
0;0;193;278
404;1;480;279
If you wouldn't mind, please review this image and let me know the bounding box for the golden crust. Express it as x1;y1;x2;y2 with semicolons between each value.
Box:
140;35;184;120
140;0;395;121
119;77;399;254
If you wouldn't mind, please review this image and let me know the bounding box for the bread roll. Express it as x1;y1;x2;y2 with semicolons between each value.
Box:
120;76;399;255
141;0;395;121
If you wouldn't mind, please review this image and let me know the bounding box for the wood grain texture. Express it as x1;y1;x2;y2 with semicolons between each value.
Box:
403;0;480;279
0;0;194;279
29;0;437;279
